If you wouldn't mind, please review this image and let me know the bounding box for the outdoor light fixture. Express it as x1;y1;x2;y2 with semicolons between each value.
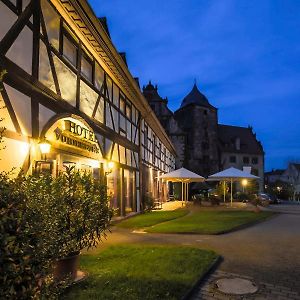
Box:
242;179;248;186
39;139;51;160
242;179;248;192
105;161;114;175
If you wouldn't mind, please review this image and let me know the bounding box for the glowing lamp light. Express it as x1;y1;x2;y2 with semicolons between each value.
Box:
108;161;114;169
241;179;248;187
105;161;114;175
39;140;51;154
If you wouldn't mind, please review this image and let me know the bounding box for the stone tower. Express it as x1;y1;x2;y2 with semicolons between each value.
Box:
174;83;219;176
143;82;187;168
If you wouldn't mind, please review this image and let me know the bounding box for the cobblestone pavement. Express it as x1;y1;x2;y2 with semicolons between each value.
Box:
192;270;300;300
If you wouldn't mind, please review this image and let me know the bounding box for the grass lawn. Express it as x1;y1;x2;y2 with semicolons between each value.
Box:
146;210;274;234
115;209;188;229
62;245;218;300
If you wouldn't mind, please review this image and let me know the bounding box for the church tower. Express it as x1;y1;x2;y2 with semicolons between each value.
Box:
174;83;219;176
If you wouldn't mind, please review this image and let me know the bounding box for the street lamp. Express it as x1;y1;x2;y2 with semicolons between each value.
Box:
242;179;248;192
39;139;51;161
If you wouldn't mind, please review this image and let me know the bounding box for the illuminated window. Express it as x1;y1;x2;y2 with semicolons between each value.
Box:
106;76;113;101
113;83;119;107
95;63;104;91
81;54;93;82
120;96;125;113
62;33;77;66
126;103;131;119
120;114;126;132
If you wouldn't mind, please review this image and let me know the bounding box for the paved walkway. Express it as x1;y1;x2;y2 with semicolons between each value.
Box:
102;204;300;299
194;270;300;299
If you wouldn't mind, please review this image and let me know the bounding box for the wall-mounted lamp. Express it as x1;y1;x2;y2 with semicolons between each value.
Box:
105;161;114;175
39;139;51;161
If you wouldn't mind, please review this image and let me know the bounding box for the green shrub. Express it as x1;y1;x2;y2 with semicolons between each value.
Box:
0;171;50;299
51;166;112;257
209;195;221;206
0;167;112;299
235;192;250;201
143;194;155;212
192;194;203;205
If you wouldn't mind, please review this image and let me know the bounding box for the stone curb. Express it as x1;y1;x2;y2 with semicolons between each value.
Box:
182;256;223;300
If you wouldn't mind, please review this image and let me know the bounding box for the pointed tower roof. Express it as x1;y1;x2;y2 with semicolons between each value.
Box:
142;81;167;103
180;83;215;109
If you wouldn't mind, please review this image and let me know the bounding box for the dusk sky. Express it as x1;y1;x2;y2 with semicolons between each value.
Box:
89;0;300;171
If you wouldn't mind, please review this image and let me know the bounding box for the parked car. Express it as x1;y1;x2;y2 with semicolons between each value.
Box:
269;194;281;204
257;193;281;205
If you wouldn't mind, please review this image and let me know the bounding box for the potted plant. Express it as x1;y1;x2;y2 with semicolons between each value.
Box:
50;166;112;281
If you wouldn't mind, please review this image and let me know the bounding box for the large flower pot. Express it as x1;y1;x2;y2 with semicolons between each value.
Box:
53;251;80;282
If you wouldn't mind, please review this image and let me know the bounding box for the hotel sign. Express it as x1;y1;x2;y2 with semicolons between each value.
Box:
45;117;101;158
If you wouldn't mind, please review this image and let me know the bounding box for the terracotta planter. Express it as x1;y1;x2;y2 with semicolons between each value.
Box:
53;251;80;282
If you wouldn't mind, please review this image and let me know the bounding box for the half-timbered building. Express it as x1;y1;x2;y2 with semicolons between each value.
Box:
0;0;176;216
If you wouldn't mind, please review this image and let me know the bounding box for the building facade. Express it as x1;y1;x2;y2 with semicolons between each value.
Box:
143;82;265;191
0;0;176;216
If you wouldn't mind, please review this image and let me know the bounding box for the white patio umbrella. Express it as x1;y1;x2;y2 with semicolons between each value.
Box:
207;167;259;206
160;168;205;205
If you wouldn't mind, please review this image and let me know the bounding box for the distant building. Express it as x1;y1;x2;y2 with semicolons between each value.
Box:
265;169;285;184
143;82;265;191
283;163;300;198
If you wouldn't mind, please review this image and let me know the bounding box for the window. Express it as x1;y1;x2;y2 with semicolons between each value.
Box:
202;142;209;150
252;168;259;176
243;156;249;164
203;155;209;163
119;115;126;132
62;33;77;66
6;0;17;8
95;63;105;91
112;83;119;107
252;157;258;164
126;103;131;119
230;156;236;163
203;110;207;115
81;54;93;82
120;96;125;113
